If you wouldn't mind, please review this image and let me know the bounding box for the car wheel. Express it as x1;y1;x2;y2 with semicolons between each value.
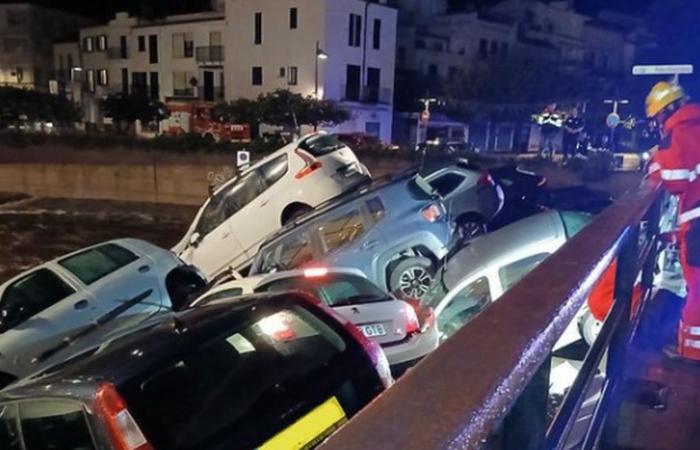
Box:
390;257;435;300
456;216;487;242
282;205;313;225
580;310;602;346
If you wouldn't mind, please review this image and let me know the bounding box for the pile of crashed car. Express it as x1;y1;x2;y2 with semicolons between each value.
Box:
0;133;613;450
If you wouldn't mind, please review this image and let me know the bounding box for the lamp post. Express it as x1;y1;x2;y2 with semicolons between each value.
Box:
603;98;629;152
314;40;328;98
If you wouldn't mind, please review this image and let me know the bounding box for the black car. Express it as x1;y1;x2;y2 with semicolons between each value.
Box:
0;293;392;450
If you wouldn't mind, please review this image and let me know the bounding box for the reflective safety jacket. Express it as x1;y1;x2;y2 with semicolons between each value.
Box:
648;104;700;225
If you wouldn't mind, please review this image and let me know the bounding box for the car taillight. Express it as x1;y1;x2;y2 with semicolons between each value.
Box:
95;383;153;450
478;172;495;186
404;298;436;333
405;304;420;335
294;148;324;179
422;203;443;222
344;322;393;389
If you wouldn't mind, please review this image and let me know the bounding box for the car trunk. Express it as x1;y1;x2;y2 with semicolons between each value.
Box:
334;300;412;347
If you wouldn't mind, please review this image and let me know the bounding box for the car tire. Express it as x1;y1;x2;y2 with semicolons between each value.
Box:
456;215;487;242
580;310;602;346
282;205;313;225
389;257;435;300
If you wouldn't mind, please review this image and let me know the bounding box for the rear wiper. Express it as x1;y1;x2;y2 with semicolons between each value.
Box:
33;290;154;364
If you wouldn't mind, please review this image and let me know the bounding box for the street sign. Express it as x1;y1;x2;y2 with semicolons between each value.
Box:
420;110;430;123
632;65;694;76
606;112;621;129
237;150;250;168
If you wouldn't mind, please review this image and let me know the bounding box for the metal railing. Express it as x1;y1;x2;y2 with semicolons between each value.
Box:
320;180;664;450
196;45;225;65
341;85;393;104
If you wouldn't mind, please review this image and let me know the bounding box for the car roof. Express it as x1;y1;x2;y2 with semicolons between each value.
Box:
0;294;314;400
443;210;565;289
258;169;420;247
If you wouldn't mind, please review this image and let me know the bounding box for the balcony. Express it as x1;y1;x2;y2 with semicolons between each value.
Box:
342;85;393;104
106;47;129;60
196;46;224;66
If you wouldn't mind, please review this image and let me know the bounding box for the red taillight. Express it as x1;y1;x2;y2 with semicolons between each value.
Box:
404;298;436;333
422;203;443;222
478;172;495;186
405;304;420;335
294;148;324;179
95;383;153;450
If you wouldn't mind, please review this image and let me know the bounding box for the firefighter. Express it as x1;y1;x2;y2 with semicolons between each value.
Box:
535;103;563;160
645;81;700;363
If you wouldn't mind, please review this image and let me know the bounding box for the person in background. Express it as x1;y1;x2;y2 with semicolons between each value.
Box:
563;107;585;162
536;102;563;160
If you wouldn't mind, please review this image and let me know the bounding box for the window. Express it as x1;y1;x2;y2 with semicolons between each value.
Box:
6;9;27;26
366;67;380;102
97;35;107;51
290;7;298;29
261;274;388;307
196;172;266;235
373;18;381;49
438;277;492;338
20;401;95;450
132;72;147;96
0;403;21;449
0;269;75;331
121;67;128;93
479;39;488;60
150;72;159;100
86;69;96;92
59;244;138;285
98;69;108;86
345;64;361;101
252;66;263;85
501;42;509;56
499;254;550;291
173;71;194;96
148;34;158;64
259;154;288;186
427;64;438;77
278;66;286;78
490;40;498;55
138;35;146;52
430;172;465;197
318;209;366;254
259;231;315;272
172;32;193;58
120;305;351;449
348;13;362;47
254;12;262;45
287;66;298;85
83;36;94;52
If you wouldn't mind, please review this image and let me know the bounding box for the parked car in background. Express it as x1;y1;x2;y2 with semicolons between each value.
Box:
174;133;371;279
191;268;439;371
422;210;595;349
0;293;391;450
421;159;504;240
0;239;205;387
250;172;453;300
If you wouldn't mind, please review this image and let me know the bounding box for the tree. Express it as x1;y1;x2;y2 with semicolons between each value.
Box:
101;93;166;134
0;87;80;126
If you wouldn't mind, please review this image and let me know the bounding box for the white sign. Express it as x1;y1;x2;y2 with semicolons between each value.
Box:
48;80;59;95
236;150;250;168
632;65;694;76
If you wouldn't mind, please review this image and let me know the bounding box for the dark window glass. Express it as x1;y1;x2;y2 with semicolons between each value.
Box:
254;12;262;45
121;304;369;450
372;18;381;49
197;172;266;235
132;72;147;97
289;7;298;29
252;66;263;85
20;401;95;450
59;244;138;285
148;34;158;64
298;134;345;157
348;14;361;47
490;40;498;55
318;209;366;254
120;35;128;58
121;67;129;94
366;67;380;102
0;269;75;330
261;274;388;307
430;173;465;197
259;154;289;186
0;403;21;450
149;71;159;100
287;66;298;85
499;253;550;291
345;64;361;101
479;39;488;60
138;35;146;52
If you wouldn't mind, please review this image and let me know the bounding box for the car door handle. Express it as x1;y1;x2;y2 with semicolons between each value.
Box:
138;265;151;274
362;240;379;250
74;300;89;310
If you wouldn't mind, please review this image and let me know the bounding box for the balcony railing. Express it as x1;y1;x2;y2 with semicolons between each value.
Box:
196;46;225;65
106;47;129;60
342;85;393;104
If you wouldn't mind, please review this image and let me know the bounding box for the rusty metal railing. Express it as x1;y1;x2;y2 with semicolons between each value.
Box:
320;180;664;450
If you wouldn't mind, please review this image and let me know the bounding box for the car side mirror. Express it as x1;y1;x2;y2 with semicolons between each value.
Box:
189;232;202;248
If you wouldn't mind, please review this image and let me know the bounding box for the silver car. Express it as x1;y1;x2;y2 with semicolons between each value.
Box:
190;268;439;370
423;210;595;349
0;238;204;386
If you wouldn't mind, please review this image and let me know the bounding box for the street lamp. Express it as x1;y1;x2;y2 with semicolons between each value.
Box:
314;40;328;98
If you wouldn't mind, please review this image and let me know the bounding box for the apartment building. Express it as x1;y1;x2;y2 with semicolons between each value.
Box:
226;0;398;142
0;3;91;90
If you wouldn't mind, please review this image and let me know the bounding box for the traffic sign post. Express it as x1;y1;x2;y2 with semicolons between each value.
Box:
606;112;621;129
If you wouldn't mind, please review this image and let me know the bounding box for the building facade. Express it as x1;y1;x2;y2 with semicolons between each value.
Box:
0;3;91;90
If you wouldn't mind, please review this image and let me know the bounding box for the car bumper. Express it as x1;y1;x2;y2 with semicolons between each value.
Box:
382;324;439;366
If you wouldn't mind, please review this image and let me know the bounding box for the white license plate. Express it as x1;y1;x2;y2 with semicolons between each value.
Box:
360;323;387;338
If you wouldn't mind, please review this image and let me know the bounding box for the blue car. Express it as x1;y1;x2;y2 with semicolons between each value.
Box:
250;172;453;300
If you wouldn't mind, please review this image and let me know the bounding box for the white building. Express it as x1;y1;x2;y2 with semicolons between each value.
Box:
225;0;398;142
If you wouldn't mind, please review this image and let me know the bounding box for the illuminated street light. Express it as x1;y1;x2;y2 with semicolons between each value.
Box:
314;40;328;97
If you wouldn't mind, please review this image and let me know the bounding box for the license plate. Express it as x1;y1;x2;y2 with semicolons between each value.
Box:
360;323;387;338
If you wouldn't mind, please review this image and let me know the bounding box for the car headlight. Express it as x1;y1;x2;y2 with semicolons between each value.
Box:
642;152;650;161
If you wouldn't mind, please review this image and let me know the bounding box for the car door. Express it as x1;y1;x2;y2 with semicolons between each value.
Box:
0;268;99;375
57;243;167;320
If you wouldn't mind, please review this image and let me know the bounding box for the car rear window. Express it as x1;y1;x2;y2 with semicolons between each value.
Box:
59;243;138;285
121;303;380;450
298;134;345;157
19;400;95;450
259;274;389;307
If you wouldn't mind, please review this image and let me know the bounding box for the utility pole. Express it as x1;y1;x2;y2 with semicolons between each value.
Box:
417;97;438;169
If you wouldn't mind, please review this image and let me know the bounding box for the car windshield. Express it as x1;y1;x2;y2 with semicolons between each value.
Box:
121;304;359;450
259;274;389;307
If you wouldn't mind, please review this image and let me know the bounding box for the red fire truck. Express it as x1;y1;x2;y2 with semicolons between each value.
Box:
163;101;251;142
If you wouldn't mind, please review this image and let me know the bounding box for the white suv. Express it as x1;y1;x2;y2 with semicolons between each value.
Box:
174;133;370;278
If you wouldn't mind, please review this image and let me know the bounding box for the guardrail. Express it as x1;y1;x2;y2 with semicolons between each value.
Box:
320;180;664;450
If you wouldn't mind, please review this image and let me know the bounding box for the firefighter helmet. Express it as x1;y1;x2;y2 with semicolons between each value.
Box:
646;81;686;118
